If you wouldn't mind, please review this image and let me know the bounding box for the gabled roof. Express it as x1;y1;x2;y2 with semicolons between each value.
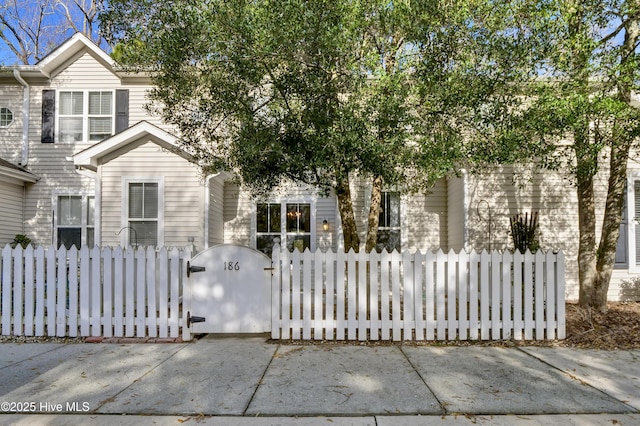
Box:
73;121;194;171
0;158;39;184
0;33;127;81
36;33;114;77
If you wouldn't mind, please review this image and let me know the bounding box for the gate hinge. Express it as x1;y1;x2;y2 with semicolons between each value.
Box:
187;312;206;328
186;261;206;277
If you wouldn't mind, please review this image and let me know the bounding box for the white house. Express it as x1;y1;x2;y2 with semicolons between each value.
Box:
1;33;639;301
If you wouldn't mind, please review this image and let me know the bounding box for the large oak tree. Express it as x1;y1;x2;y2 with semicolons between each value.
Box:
101;0;524;252
501;0;640;311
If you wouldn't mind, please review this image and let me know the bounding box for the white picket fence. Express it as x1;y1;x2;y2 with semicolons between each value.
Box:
1;244;188;339
1;244;565;341
271;247;565;341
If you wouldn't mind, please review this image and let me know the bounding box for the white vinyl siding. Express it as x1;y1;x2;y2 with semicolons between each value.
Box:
403;180;449;252
207;176;225;247
101;142;202;248
447;175;465;251
0;85;23;164
22;51;120;244
0;181;24;245
223;182;252;246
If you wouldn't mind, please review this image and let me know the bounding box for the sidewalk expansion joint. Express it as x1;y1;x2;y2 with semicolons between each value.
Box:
399;345;448;416
242;342;280;416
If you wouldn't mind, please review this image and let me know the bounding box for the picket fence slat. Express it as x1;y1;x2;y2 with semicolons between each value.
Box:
113;247;124;338
68;247;78;337
24;245;35;336
271;247;566;342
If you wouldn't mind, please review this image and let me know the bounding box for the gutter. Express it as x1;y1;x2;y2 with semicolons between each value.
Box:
13;69;30;167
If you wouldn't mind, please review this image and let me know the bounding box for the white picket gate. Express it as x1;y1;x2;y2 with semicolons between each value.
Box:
271;246;565;341
1;244;189;339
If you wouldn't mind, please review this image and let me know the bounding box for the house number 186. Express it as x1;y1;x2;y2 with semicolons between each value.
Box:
224;261;240;271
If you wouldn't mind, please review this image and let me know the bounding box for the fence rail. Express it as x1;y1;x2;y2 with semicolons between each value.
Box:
1;244;189;339
271;247;565;341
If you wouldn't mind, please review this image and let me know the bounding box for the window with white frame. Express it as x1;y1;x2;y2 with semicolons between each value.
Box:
376;191;401;253
0;107;13;127
58;90;113;142
128;182;159;247
256;202;313;255
56;195;94;249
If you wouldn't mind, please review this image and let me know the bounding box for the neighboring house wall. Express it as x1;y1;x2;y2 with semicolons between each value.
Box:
0;180;25;244
100;141;205;249
0;159;38;246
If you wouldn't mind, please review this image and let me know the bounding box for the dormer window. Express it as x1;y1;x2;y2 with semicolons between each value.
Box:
0;107;13;127
58;90;114;142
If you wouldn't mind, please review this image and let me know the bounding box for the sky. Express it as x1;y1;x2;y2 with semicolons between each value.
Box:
0;0;107;66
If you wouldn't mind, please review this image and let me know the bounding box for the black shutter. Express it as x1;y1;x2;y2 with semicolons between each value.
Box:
41;90;55;143
115;89;129;133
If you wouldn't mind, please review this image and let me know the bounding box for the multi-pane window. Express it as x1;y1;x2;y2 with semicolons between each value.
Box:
376;192;401;253
257;202;312;255
257;203;281;255
88;92;113;141
128;182;158;247
56;195;95;249
286;203;311;253
0;107;13;127
58;91;113;142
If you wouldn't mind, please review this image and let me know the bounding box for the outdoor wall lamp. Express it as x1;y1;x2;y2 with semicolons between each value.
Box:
322;219;329;232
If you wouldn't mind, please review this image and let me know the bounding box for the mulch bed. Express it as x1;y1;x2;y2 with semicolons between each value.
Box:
561;302;640;350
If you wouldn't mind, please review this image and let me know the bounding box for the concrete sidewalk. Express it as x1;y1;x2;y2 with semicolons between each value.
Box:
1;336;639;424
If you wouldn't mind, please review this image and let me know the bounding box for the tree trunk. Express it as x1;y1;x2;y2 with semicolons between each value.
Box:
335;174;360;252
364;175;383;253
576;167;599;309
591;140;631;311
577;6;640;311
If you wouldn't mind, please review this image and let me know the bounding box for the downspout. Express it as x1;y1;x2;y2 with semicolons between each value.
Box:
75;166;102;247
13;70;30;166
204;173;222;250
